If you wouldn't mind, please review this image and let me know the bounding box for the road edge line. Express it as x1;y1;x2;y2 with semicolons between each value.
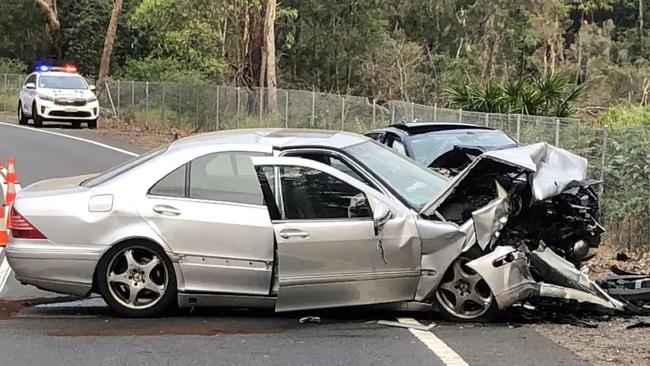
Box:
0;167;21;294
0;122;138;157
397;317;469;366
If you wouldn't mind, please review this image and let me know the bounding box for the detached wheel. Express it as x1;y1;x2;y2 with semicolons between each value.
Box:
96;242;177;317
17;103;28;125
435;257;499;322
32;102;43;127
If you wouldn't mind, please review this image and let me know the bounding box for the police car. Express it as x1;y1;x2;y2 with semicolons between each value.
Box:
18;65;99;129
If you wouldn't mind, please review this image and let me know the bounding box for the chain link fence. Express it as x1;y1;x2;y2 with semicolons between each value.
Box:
1;74;648;247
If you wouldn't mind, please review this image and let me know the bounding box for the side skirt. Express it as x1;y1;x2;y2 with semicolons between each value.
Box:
177;293;277;309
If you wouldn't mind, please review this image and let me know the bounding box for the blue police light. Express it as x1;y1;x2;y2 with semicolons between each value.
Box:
35;64;50;72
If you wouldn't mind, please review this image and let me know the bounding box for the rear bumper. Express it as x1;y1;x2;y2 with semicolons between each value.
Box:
5;239;106;297
36;100;99;121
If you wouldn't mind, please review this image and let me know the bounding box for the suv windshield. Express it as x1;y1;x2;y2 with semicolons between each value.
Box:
344;141;448;211
409;130;516;167
39;75;87;90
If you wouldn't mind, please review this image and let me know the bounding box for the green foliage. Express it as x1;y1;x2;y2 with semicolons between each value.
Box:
598;104;650;126
446;74;586;117
0;58;27;74
118;57;204;83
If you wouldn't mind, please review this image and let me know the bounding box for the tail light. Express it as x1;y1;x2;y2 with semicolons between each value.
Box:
10;207;47;239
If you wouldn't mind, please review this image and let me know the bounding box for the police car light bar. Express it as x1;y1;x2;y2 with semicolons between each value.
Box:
34;64;78;73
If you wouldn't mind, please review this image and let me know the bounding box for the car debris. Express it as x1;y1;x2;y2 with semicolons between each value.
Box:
626;321;650;329
298;316;321;324
377;320;436;331
597;271;650;309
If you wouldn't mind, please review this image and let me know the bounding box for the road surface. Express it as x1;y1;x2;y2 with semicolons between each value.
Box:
0;121;589;366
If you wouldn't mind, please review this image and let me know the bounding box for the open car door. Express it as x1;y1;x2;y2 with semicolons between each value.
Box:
251;156;421;312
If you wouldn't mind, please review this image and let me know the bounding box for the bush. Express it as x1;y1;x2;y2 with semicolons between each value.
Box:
598;104;650;126
0;57;27;74
117;57;204;83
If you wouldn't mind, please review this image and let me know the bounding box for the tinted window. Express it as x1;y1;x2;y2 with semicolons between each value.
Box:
25;75;36;85
189;152;263;205
150;165;186;197
39;75;87;90
265;165;371;220
365;133;382;141
81;145;168;187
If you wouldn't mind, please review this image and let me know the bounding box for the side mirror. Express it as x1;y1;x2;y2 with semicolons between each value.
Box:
373;202;393;235
25;83;36;90
89;85;96;92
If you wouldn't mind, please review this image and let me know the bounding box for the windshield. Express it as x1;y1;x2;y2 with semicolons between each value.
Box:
344;141;448;211
81;146;168;187
409;130;516;166
39;75;88;90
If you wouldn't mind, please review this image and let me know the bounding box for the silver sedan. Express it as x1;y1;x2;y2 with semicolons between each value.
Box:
6;129;625;319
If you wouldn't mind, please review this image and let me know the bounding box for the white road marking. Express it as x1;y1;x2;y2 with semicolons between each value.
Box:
0;250;11;295
0;122;138;157
0;166;22;295
397;317;469;366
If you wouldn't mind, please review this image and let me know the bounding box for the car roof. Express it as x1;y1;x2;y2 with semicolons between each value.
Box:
33;71;83;78
368;122;497;137
168;128;371;152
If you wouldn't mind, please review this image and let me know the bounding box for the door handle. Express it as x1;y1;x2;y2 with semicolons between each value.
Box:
279;229;310;239
153;204;181;216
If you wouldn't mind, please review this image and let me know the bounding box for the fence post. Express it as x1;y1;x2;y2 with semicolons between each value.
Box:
310;90;315;128
516;114;521;141
433;102;437;122
215;85;220;131
131;80;135;109
144;81;149;128
458;108;463;122
410;102;415;121
161;83;166;125
599;125;609;196
285;90;289;128
236;87;241;116
259;88;263;127
390;104;395;124
116;80;120;116
554;118;560;147
3;74;7;112
484;113;489;127
372;99;376;129
341;96;345;131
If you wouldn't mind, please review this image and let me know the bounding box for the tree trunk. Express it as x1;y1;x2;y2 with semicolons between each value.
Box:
260;0;277;111
35;0;60;59
97;0;124;92
640;0;645;50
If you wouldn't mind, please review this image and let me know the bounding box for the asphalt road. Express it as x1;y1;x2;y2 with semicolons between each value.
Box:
0;121;589;366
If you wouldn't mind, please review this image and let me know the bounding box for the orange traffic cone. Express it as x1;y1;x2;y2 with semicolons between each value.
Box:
5;156;16;184
5;182;15;206
0;205;9;247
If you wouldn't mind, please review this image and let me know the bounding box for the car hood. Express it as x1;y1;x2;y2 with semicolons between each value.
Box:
39;88;95;98
420;142;588;216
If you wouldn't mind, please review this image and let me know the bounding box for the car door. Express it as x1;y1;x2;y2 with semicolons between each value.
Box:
252;156;421;311
138;151;275;296
21;74;37;114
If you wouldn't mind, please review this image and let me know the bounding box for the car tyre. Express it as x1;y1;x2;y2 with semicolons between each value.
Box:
434;256;500;323
17;103;28;125
88;119;97;129
72;121;81;129
32;102;43;127
96;241;177;318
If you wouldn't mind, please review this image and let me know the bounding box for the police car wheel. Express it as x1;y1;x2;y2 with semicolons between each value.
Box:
32;103;43;127
17;103;28;125
72;121;81;128
88;119;97;129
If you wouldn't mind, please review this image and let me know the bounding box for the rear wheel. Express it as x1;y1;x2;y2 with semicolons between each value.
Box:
17;103;28;125
96;241;177;317
88;119;97;129
434;256;499;322
32;102;43;127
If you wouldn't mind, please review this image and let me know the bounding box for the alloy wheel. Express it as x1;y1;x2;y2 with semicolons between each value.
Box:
435;257;494;320
106;247;169;310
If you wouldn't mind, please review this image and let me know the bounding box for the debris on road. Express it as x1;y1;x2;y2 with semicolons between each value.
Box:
377;320;435;331
626;321;650;329
298;316;321;324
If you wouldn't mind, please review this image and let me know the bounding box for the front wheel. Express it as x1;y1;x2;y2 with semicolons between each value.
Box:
32;103;43;127
88;119;97;129
96;241;177;317
434;257;499;322
17;103;28;125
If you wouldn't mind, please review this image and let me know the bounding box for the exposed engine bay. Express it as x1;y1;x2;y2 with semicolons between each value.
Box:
435;157;604;265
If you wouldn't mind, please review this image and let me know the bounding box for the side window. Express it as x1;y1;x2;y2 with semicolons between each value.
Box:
149;165;186;198
386;134;407;155
261;165;372;220
365;132;382;141
285;152;377;189
24;74;36;86
189;152;263;205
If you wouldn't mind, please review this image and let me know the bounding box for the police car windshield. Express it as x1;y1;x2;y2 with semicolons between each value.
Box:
39;75;87;90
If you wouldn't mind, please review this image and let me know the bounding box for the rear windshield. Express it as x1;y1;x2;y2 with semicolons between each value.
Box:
39;75;87;90
81;146;168;187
